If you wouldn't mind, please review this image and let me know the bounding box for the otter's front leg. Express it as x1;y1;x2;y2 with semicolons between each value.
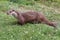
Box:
17;15;25;25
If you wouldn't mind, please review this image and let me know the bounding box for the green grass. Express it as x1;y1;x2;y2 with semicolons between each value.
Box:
0;13;59;40
0;1;60;40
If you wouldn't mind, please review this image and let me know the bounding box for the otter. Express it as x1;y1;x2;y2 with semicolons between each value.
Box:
7;10;56;27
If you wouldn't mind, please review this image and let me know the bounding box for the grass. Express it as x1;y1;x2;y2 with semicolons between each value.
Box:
0;1;60;40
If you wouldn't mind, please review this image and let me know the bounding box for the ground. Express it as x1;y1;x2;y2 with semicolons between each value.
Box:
0;0;60;40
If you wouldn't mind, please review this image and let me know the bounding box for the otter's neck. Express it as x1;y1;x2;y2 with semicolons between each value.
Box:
12;11;20;19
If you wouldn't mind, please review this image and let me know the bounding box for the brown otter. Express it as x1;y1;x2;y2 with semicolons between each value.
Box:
7;10;56;27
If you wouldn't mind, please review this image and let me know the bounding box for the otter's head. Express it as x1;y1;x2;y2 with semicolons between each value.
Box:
7;10;17;15
7;10;18;18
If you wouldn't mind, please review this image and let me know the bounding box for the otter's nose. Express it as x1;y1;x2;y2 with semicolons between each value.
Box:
7;12;9;15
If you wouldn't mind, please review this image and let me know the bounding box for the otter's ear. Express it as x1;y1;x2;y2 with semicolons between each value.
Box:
12;10;15;11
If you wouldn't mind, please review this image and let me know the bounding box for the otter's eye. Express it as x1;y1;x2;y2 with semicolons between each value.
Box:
12;10;15;11
9;11;12;13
